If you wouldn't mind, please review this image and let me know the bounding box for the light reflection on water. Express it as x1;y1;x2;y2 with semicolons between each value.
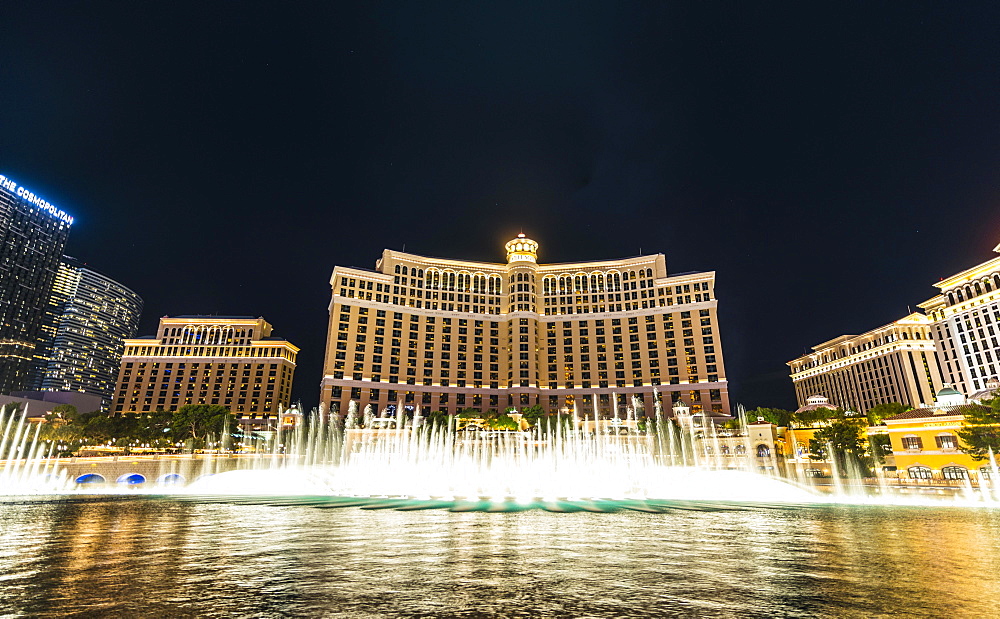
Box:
1;499;999;617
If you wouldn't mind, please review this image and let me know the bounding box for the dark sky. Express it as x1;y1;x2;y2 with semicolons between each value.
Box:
2;2;999;410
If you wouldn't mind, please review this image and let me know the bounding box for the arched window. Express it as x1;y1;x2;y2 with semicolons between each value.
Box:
942;466;967;480
995;274;1000;289
734;444;746;455
966;285;974;300
607;272;621;292
401;266;408;275
948;292;955;305
394;265;400;274
986;279;993;292
720;445;730;455
907;466;932;480
956;289;964;302
591;272;603;292
756;444;771;458
975;282;983;296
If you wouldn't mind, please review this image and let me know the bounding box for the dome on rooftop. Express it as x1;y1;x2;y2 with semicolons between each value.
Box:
935;385;966;407
505;234;539;263
968;377;999;403
795;394;837;415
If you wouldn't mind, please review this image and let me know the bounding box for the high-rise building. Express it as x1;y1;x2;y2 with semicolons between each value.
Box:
112;316;298;426
787;313;944;412
0;173;74;393
30;257;143;409
320;234;730;417
918;243;1000;396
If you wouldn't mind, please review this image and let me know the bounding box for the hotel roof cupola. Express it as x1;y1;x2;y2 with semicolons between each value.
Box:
505;233;539;315
505;233;539;264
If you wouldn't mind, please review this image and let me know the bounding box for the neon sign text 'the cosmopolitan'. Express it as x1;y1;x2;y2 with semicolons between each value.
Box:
0;174;74;225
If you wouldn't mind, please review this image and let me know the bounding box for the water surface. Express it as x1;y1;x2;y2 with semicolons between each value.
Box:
1;499;997;617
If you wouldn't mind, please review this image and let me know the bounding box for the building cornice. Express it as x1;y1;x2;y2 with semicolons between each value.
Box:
934;255;1000;290
789;341;936;379
788;313;933;369
374;248;675;274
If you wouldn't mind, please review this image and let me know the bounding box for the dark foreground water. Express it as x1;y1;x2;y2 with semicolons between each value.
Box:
1;498;999;617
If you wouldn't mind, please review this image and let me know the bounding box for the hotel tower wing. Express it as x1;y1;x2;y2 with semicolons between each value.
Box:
321;235;729;417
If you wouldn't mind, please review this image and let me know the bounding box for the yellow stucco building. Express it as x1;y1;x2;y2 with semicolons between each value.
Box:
882;386;995;483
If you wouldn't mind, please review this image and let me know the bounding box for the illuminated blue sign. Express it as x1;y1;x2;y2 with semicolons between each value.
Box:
0;174;74;225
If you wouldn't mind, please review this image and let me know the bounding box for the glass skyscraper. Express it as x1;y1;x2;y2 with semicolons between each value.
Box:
0;174;73;393
30;257;143;410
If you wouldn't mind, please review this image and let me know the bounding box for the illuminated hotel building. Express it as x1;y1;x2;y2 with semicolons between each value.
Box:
112;316;298;424
787;313;944;412
29;257;143;410
0;174;74;394
320;235;730;417
918;243;1000;396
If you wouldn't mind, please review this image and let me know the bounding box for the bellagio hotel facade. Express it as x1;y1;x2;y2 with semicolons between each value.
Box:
320;235;730;418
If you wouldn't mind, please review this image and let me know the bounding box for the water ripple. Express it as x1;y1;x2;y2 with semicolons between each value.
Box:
0;499;998;617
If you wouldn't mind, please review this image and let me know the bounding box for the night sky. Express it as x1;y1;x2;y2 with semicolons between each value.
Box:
3;3;999;410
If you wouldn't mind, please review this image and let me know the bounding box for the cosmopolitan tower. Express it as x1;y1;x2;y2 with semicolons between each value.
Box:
320;235;730;417
0;174;73;393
